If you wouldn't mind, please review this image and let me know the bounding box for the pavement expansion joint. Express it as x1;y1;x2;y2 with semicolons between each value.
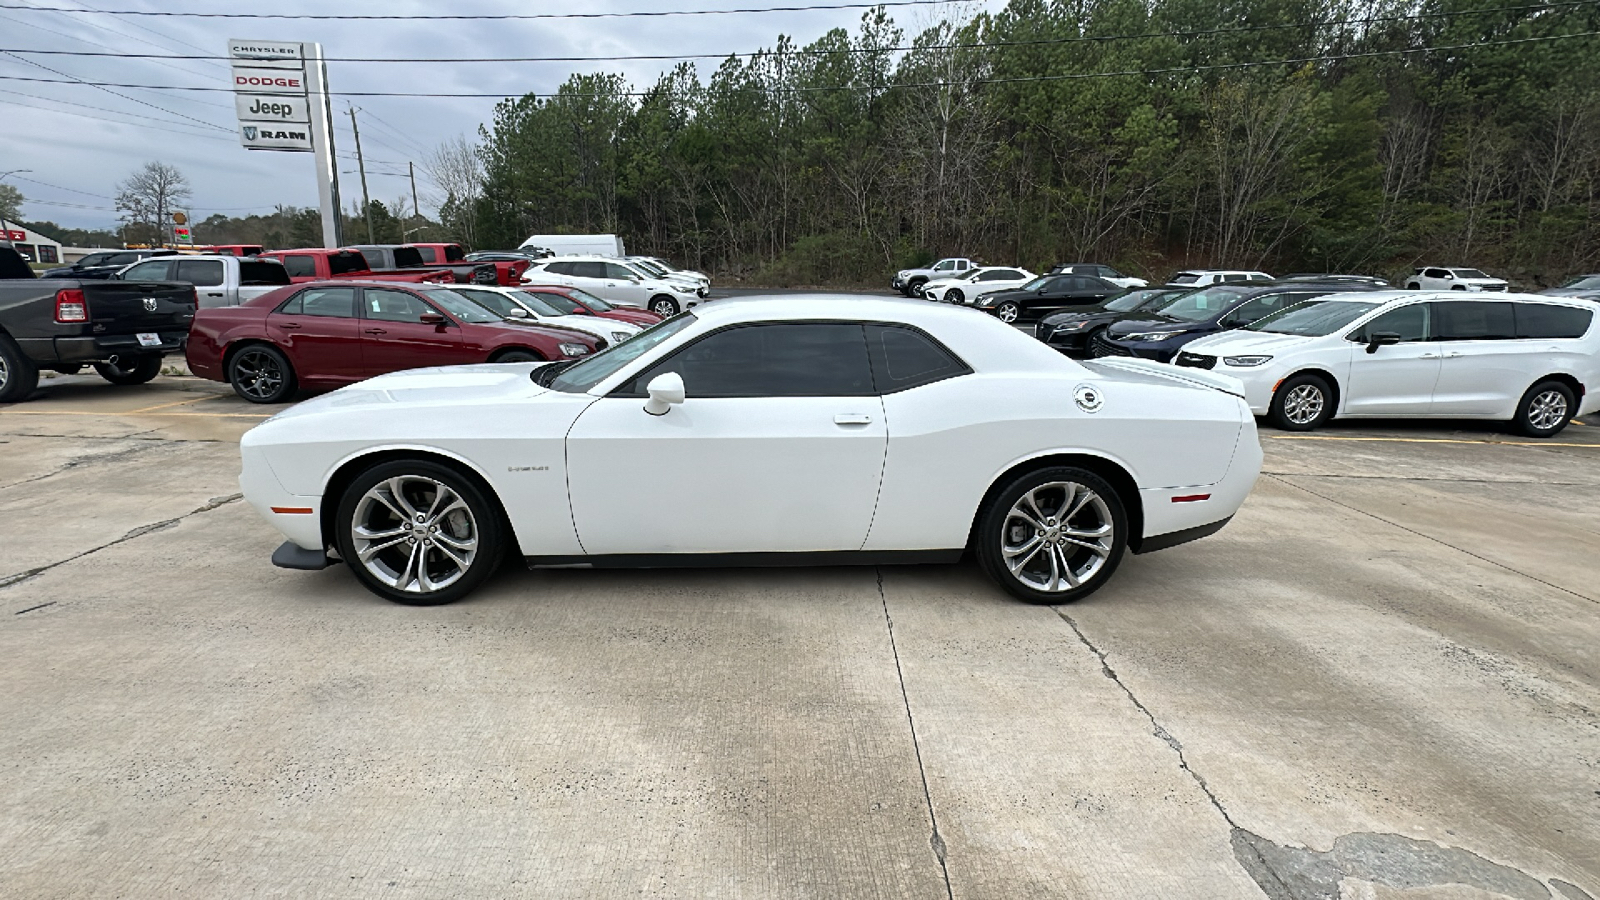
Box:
874;567;955;900
1264;474;1598;606
0;493;243;595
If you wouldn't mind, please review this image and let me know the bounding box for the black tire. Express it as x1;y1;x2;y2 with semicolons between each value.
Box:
1405;282;1420;289
493;349;543;363
994;301;1021;323
909;278;928;298
975;466;1128;605
947;288;965;304
334;459;506;606
227;344;297;404
1512;380;1575;438
650;296;680;317
93;354;162;385
1268;373;1335;431
1451;285;1466;290
0;334;41;403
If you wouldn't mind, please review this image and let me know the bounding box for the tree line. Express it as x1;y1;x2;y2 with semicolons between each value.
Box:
437;0;1600;286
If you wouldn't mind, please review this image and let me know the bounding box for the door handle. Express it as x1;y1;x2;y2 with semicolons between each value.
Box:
279;322;301;329
364;328;387;335
1419;352;1439;358
207;292;224;297
1444;351;1463;358
834;414;873;425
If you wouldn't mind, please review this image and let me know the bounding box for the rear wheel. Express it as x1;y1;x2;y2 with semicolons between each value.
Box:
334;459;506;606
650;296;680;317
227;344;297;404
93;354;162;385
1269;373;1334;431
976;466;1128;604
1513;380;1574;438
0;334;40;403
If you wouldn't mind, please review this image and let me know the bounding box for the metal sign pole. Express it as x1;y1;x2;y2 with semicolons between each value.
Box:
303;42;342;249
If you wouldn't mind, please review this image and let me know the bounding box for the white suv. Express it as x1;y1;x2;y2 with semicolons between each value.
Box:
1405;266;1509;292
523;256;702;317
1175;291;1599;437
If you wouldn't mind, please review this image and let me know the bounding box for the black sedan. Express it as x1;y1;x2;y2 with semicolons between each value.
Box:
972;274;1120;324
1035;286;1194;355
1089;281;1380;362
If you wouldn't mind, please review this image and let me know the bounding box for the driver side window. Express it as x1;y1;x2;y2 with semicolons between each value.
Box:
623;323;874;398
122;260;172;281
1351;304;1431;342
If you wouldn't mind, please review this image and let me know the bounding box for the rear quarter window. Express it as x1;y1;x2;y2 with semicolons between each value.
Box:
281;255;316;278
392;247;426;268
1515;302;1593;339
864;324;972;393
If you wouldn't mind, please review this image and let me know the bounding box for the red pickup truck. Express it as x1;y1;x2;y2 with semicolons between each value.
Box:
352;243;526;287
261;248;455;285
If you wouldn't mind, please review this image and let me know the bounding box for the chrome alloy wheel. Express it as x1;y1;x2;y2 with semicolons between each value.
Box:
996;302;1020;323
351;476;479;595
0;354;8;390
233;348;285;401
1282;383;1325;426
1001;481;1114;593
1528;389;1569;431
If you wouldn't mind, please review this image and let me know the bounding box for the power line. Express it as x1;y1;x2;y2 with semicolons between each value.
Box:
0;0;956;20
1;1;1590;64
0;49;233;130
0;30;1594;99
13;174;112;199
0;95;242;143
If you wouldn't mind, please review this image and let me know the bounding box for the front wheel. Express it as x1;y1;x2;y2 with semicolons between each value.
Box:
975;466;1128;604
1405;283;1420;289
909;279;928;298
493;349;544;363
1513;381;1574;438
946;289;965;304
334;460;506;605
1269;373;1334;431
93;354;162;385
994;301;1021;323
650;296;680;317
227;344;297;404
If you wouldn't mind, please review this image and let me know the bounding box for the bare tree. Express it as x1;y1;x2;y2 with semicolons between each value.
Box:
115;162;190;248
426;135;484;246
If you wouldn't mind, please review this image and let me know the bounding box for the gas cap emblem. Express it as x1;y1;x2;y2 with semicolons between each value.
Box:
1074;384;1103;413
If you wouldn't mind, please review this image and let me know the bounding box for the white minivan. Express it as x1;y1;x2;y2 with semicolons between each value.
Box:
521;256;703;317
1174;291;1600;437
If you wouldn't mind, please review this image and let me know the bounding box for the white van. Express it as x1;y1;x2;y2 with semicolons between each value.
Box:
1175;291;1600;437
519;234;626;257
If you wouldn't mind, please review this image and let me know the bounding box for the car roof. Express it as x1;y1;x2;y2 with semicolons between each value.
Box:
1352;290;1596;307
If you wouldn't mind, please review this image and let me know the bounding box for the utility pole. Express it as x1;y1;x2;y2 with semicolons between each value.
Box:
348;106;373;244
409;161;420;242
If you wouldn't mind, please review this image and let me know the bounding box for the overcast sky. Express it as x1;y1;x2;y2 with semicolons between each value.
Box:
0;0;999;235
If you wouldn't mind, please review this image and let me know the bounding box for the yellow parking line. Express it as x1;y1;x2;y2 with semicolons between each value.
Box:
0;409;271;419
1271;435;1600;449
126;394;220;413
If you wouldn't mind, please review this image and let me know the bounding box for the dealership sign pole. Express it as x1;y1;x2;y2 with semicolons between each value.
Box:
227;39;342;248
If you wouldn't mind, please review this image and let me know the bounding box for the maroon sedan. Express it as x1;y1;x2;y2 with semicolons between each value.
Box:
187;281;601;403
517;284;664;327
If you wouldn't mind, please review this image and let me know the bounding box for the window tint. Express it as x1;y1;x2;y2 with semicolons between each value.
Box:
1435;301;1515;340
1221;295;1283;326
573;262;607;279
865;324;970;393
121;260;171;281
508;290;563;316
543;261;572;276
280;286;356;318
528;291;581;314
988;269;1024;280
239;260;290;286
176;259;225;286
363;288;434;323
392;247;426;268
329;251;367;276
454;288;516;316
107;253;141;266
604;262;637;280
415;247;438;263
443;245;465;262
79;253;109;267
1097;266;1122;279
281;255;316;278
1515;302;1593;339
1171;272;1201;284
1248;273;1271;281
934;261;953;271
1222;273;1248;282
1424;268;1451;279
627;323;874;397
1354;303;1430;342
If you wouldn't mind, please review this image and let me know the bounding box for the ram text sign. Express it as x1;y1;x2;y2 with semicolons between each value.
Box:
229;38;312;151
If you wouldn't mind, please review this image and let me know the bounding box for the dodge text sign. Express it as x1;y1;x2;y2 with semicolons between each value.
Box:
231;67;305;93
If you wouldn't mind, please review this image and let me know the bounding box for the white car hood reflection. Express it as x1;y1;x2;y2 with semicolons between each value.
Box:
269;364;552;420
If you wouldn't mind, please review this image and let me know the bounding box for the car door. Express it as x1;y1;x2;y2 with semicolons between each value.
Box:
357;287;468;376
1342;302;1441;416
176;258;229;308
603;262;652;308
565;322;887;554
1427;300;1524;416
266;286;366;383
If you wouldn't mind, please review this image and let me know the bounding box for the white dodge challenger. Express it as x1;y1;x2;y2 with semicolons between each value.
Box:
240;296;1263;605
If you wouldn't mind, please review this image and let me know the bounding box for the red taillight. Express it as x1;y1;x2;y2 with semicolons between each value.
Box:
190;287;199;307
55;289;88;323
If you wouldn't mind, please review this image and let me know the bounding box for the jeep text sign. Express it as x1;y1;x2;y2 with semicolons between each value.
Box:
234;94;310;123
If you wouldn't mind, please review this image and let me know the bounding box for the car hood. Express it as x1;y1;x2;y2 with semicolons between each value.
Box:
265;364;553;423
1106;316;1196;336
544;314;639;337
1181;331;1319;355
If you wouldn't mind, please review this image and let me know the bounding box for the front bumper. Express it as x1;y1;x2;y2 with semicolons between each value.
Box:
240;444;325;553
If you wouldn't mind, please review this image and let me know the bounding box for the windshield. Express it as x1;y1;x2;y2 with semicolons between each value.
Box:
1245;299;1378;335
422;289;503;324
1453;269;1490;279
1171;272;1202;284
1153;286;1245;322
631;259;668;277
1105;288;1178;312
568;287;614;311
1019;276;1050;291
508;290;563;316
547;314;696;393
1560;274;1600;290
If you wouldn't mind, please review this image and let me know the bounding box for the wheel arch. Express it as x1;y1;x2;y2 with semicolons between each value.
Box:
1528;372;1584;403
318;446;514;553
967;451;1145;552
488;345;546;363
1277;367;1343;416
221;337;282;374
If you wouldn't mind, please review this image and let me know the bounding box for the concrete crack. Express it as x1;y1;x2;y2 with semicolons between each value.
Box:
1266;474;1598;606
0;443;157;491
874;567;955;900
0;493;243;593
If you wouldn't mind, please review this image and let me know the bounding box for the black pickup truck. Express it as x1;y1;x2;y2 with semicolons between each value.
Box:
0;245;197;402
42;247;180;280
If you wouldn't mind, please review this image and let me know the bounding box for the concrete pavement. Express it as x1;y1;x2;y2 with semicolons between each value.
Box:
1;374;1596;898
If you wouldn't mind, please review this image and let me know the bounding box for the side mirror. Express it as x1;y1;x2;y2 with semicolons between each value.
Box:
1366;331;1401;353
643;371;685;416
419;312;448;328
506;307;532;319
